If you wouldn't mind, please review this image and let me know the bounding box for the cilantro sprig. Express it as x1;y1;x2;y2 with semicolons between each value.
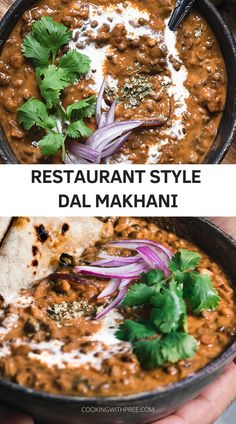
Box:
116;249;220;370
18;16;96;159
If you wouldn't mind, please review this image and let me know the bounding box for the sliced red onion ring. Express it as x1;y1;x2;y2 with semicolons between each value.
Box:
106;100;116;124
96;286;128;320
68;142;100;162
119;278;133;289
107;239;173;259
75;262;148;279
91;254;142;267
96;77;106;126
86;120;144;150
136;246;169;277
97;278;120;299
100;131;132;159
99;111;107;128
64;152;90;164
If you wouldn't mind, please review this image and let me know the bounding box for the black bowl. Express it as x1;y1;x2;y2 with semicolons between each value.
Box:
0;217;235;424
0;0;236;163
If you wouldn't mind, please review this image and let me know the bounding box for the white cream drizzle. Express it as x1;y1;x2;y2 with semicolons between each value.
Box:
146;19;190;163
0;295;33;339
68;2;191;164
69;1;162;92
0;308;131;371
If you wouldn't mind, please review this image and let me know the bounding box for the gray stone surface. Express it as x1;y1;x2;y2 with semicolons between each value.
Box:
216;399;236;424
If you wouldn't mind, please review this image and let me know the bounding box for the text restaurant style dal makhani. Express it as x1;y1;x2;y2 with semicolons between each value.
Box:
0;217;235;397
0;0;227;164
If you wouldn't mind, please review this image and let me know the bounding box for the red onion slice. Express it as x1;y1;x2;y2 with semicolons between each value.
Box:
136;246;169;277
106;100;116;124
107;239;173;259
99;111;107;128
119;278;133;289
86;120;144;150
68;142;100;162
64;152;90;164
75;262;148;279
91;254;142;267
97;278;120;299
96;77;106;126
100;131;132;159
96;286;128;320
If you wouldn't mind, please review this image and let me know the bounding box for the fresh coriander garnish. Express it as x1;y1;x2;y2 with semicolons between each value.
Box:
116;320;156;342
150;283;187;333
116;248;220;369
18;16;96;159
183;272;220;314
134;333;198;369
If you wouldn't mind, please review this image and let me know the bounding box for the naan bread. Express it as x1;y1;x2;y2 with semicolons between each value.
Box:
0;217;104;303
0;218;12;244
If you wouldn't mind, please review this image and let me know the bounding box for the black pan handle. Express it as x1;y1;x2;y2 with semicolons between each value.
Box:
168;0;196;31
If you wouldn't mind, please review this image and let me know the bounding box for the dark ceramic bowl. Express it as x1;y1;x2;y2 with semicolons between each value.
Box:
0;217;235;424
0;0;236;163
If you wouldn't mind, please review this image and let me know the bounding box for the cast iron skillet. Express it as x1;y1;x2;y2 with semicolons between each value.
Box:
0;217;235;424
0;0;236;163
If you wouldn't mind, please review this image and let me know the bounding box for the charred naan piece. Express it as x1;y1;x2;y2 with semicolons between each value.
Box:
0;217;104;303
0;218;12;246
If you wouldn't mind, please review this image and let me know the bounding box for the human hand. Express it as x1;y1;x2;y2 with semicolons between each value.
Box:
209;217;236;240
156;360;236;424
156;218;236;424
0;404;34;424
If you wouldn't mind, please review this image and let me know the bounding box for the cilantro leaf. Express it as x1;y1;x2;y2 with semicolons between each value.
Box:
134;333;197;369
169;249;201;273
141;269;165;286
22;34;50;67
134;338;163;369
36;65;71;109
183;272;220;314
66;96;96;120
160;333;198;364
32;16;72;62
38;131;65;156
58;50;91;81
116;320;156;342
67;120;93;138
18;98;56;130
122;283;157;307
150;285;187;333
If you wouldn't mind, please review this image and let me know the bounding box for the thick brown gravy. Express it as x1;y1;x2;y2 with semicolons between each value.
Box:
0;218;235;397
0;0;227;164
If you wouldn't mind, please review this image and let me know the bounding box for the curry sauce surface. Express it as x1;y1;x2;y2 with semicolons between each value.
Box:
0;218;235;397
0;0;227;164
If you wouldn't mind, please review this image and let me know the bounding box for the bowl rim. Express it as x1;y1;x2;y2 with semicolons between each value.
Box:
0;0;236;164
0;217;235;404
195;0;236;164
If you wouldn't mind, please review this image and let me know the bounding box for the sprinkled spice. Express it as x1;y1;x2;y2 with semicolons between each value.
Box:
194;27;203;38
104;83;118;103
47;301;96;322
121;75;153;109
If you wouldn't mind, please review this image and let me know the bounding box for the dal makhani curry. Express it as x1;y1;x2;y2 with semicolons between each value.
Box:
0;217;235;397
0;0;227;164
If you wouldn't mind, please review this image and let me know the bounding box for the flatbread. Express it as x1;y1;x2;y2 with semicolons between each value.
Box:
0;217;104;303
0;218;12;244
